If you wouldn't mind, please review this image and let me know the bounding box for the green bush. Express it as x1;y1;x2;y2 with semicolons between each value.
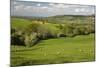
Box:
61;23;95;37
11;31;25;46
24;33;39;47
62;23;75;37
23;22;60;46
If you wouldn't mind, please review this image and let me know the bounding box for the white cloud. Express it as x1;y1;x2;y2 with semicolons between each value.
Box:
75;8;90;13
49;3;55;6
32;7;41;12
92;9;95;13
14;5;24;11
56;4;65;8
24;6;32;10
80;8;85;12
85;10;89;12
41;6;48;9
13;2;17;5
75;9;80;12
49;3;69;8
37;3;41;6
47;8;54;11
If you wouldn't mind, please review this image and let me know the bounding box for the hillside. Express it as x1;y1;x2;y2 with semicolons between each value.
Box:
11;15;95;24
11;34;95;66
11;15;95;66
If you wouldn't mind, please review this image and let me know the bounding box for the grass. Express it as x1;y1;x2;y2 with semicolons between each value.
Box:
11;34;95;66
11;18;60;32
11;18;31;30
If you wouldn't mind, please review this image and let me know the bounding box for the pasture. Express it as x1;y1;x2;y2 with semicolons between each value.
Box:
11;15;95;66
11;34;95;66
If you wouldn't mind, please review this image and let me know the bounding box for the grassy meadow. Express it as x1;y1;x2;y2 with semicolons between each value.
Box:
11;15;95;66
11;34;95;66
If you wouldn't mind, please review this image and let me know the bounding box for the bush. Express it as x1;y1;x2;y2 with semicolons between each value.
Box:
62;23;75;37
11;31;25;46
24;22;41;34
23;22;60;46
24;33;39;47
11;28;16;34
61;23;95;37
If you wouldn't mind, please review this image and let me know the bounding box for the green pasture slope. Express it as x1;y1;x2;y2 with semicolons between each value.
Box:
11;17;59;30
11;34;95;66
11;18;32;30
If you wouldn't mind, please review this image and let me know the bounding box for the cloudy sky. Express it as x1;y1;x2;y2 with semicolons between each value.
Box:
11;0;95;17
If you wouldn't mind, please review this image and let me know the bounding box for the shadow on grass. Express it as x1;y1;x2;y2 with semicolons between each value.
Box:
11;57;73;67
11;56;95;67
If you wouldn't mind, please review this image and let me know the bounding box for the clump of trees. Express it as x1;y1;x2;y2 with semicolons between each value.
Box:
11;28;25;46
61;23;95;37
11;22;59;46
11;21;95;47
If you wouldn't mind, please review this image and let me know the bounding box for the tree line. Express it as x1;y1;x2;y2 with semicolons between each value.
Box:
11;21;95;47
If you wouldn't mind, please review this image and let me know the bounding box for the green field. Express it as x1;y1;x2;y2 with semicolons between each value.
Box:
11;34;95;66
11;18;32;30
11;16;95;66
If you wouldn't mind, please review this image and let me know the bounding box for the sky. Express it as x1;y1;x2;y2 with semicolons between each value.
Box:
18;0;96;5
11;0;95;17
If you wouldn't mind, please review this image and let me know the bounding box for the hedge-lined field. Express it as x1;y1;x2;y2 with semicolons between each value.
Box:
11;16;95;47
11;15;95;66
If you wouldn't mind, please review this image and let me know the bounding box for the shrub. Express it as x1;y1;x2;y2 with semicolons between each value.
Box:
23;22;60;46
11;28;16;34
24;33;39;47
24;22;41;34
11;31;25;46
62;23;75;37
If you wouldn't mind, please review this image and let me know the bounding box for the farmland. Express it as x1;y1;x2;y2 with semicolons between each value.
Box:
11;34;95;66
11;15;95;66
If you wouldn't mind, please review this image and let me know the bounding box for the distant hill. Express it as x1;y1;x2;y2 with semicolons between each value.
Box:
11;15;95;24
46;15;95;24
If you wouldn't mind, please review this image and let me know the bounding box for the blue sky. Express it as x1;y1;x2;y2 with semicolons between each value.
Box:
11;0;95;17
